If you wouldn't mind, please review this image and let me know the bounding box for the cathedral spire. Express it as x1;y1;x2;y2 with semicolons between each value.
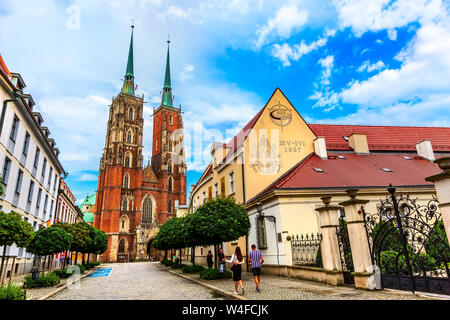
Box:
122;24;135;96
161;38;173;107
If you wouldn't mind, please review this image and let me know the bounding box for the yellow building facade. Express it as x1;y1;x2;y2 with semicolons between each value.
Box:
189;87;450;269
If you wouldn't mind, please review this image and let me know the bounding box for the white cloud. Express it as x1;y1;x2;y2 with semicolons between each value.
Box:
318;55;334;85
255;4;309;48
271;34;330;66
334;0;445;36
180;64;195;82
388;29;397;40
77;174;99;181
357;60;386;72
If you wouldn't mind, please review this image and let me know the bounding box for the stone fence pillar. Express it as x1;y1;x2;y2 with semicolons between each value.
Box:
426;156;450;244
339;189;376;290
315;196;344;286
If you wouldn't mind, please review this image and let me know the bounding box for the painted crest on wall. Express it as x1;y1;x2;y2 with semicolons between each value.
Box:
268;103;292;128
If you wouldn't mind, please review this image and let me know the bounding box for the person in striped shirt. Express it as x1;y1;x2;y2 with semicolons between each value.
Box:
248;244;264;293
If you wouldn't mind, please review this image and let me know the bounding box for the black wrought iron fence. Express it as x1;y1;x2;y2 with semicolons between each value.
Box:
288;233;322;266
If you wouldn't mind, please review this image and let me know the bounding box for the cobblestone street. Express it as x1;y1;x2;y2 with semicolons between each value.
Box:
48;261;444;300
50;262;228;300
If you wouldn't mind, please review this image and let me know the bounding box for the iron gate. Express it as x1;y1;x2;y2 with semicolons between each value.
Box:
336;218;355;285
363;186;450;295
289;233;322;266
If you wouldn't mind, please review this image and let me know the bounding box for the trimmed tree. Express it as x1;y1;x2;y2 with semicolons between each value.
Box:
69;223;90;265
27;227;72;273
189;196;250;267
51;222;74;268
0;211;35;281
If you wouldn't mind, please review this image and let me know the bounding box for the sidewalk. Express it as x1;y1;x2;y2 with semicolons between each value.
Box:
159;265;443;300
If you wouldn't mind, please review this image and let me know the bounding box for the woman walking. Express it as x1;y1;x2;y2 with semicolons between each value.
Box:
226;246;245;294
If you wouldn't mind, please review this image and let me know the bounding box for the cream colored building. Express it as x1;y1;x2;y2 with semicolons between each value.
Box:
189;88;450;269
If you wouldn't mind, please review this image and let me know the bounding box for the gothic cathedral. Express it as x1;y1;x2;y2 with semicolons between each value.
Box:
94;26;187;262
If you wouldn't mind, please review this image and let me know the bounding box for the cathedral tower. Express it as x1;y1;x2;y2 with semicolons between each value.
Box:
94;28;186;262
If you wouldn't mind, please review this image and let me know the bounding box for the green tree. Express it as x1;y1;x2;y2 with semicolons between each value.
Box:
424;220;450;263
189;196;250;247
69;222;90;265
0;211;35;280
51;222;74;268
27;227;72;272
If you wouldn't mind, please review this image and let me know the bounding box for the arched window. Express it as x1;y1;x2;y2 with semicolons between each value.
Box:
118;238;126;253
125;153;131;168
168;160;172;173
122;198;128;211
123;174;129;189
128;108;134;121
142;197;152;224
168;176;173;192
127;132;132;143
168;200;172;214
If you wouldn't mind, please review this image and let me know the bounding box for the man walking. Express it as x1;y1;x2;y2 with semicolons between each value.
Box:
248;244;264;293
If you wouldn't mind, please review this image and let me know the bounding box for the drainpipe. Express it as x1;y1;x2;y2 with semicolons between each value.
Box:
241;155;249;272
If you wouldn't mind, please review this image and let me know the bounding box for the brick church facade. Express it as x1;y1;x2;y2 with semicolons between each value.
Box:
94;26;186;262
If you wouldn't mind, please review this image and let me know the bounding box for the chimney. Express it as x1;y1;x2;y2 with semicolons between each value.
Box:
416;139;435;161
348;133;369;154
314;137;328;159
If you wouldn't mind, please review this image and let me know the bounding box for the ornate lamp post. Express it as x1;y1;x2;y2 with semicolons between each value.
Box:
256;202;280;276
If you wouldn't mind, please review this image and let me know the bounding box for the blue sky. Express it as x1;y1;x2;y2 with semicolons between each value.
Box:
1;0;450;204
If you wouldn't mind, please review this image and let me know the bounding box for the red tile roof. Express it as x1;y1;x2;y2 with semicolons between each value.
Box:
309;124;450;152
0;54;12;80
250;153;441;202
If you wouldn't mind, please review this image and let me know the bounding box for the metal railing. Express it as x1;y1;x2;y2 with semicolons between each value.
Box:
289;233;322;266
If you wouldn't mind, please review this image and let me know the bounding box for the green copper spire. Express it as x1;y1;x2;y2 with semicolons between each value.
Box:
122;24;135;96
161;39;173;107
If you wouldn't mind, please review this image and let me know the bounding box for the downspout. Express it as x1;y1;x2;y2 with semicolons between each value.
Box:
241;154;249;272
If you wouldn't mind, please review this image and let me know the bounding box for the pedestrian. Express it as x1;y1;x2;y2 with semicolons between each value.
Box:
248;244;264;293
226;246;245;295
207;250;213;269
218;248;225;273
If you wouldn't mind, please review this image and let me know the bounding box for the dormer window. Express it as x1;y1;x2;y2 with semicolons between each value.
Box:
314;168;324;173
381;168;392;172
343;136;349;141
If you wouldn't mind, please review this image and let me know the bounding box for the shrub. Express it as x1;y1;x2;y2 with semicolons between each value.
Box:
199;268;232;280
182;264;206;274
0;283;26;300
78;265;86;274
314;250;323;268
24;272;60;288
170;263;182;269
53;268;75;279
160;259;175;267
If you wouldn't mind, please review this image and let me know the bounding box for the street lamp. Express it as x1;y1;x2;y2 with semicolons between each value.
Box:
256;202;280;276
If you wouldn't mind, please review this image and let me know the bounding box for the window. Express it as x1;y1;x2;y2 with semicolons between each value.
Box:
123;174;129;189
36;189;42;208
168;200;172;214
168;176;173;192
125;155;130;168
53;174;58;191
41;158;47;178
118;238;126;253
50;200;54;216
169;115;173;125
27;181;34;203
214;183;219;198
48;167;53;187
220;177;226;195
142;197;152;224
127;132;132;143
43;195;48;213
15;170;24;194
2;157;12;185
228;171;235;194
202;191;206;203
167;160;172;173
122;198;128;211
208;186;212;200
10;115;19;142
23;132;30;156
256;216;268;249
128;108;133;121
34;148;40;168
